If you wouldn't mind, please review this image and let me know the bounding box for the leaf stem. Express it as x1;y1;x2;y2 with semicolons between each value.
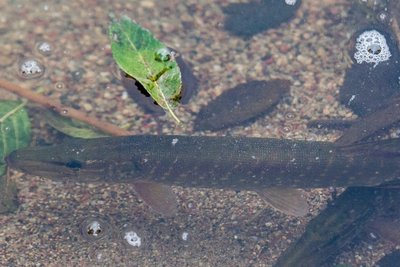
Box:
0;79;134;136
166;103;181;124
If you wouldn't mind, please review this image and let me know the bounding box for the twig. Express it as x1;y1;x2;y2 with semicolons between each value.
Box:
0;79;133;136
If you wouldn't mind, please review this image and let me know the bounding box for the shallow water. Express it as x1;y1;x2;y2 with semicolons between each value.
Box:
1;0;400;266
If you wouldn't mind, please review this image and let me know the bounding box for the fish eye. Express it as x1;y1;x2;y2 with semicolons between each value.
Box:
65;160;83;169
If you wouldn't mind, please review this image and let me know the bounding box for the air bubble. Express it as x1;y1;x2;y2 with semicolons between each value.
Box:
55;82;65;90
281;125;292;133
181;232;189;241
17;58;45;79
285;112;295;119
377;11;390;24
155;47;174;62
367;43;381;55
36;41;52;56
79;216;113;242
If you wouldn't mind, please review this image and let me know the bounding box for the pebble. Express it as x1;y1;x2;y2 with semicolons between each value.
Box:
0;52;15;67
103;92;114;99
279;44;291;53
140;1;155;8
82;103;93;112
297;54;313;65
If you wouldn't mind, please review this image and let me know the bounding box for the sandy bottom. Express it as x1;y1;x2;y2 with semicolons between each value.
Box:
0;0;396;266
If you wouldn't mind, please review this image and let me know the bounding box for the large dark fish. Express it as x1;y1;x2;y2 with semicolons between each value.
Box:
339;28;400;117
223;0;301;38
274;184;400;266
274;186;377;266
7;135;400;189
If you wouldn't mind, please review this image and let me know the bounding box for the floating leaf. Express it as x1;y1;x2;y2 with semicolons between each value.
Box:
109;16;182;123
42;110;109;139
0;100;31;175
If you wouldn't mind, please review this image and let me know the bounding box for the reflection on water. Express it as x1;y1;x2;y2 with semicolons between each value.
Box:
1;0;400;266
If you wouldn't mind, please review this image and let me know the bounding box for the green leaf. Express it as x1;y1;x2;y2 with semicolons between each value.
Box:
109;16;182;123
0;100;31;175
0;100;31;213
42;110;109;139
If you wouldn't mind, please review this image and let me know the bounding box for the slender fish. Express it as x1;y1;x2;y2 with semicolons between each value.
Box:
7;135;400;189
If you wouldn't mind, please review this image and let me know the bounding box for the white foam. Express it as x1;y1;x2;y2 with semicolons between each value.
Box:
285;0;297;5
354;30;391;67
124;231;141;247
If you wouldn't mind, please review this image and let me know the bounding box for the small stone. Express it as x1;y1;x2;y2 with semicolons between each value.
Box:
140;1;155;8
82;103;93;112
279;44;291;53
0;52;15;67
297;54;313;65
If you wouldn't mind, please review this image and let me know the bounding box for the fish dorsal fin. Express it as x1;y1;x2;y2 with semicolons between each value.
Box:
133;181;178;217
257;188;309;217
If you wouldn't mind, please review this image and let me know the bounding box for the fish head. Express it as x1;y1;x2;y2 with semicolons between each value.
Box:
6;140;144;182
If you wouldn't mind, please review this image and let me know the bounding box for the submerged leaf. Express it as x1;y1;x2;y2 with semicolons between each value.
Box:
109;16;182;123
0;100;31;175
42;110;108;139
0;100;31;213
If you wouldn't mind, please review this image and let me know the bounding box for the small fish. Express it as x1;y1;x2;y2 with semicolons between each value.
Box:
6;135;400;216
194;79;290;131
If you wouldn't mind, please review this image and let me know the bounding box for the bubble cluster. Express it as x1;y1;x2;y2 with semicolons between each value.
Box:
119;223;143;248
354;30;391;66
17;58;45;79
123;231;141;247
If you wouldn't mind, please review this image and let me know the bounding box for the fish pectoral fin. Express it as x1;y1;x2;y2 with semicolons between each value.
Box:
257;188;309;217
133;181;178;217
